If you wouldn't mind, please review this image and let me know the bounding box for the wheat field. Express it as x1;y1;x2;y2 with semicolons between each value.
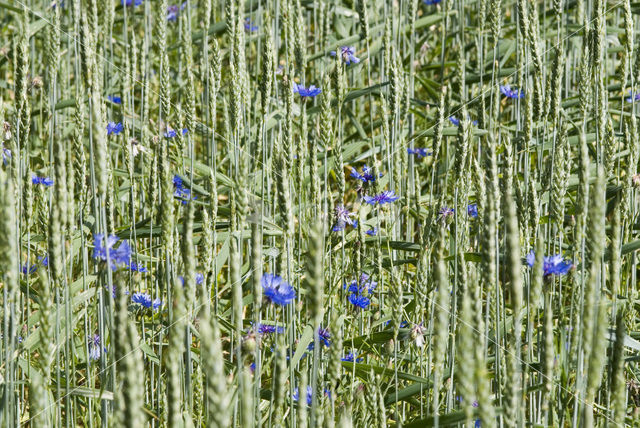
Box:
0;0;639;426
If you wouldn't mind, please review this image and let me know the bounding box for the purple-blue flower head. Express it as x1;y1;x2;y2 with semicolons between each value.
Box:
467;203;478;218
423;0;442;4
526;251;573;276
178;273;204;286
129;261;148;273
332;205;357;232
407;148;431;158
21;263;37;275
364;190;400;205
2;144;11;165
164;127;188;138
256;323;284;334
350;165;380;183
500;84;524;99
439;206;455;218
121;0;143;6
344;273;377;295
93;233;132;270
167;4;180;21
244;18;258;32
262;273;296;306
348;293;370;309
330;46;360;65
107;95;122;104
293;83;322;98
307;327;331;350
21;255;48;275
106;122;124;136
449;116;478;126
366;227;378;236
131;292;162;310
131;292;151;307
173;175;197;204
88;334;103;360
32;175;54;187
318;327;331;347
344;273;377;310
293;386;313;405
341;352;363;362
625;91;640;103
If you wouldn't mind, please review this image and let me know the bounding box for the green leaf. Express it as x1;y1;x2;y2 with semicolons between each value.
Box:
291;325;314;368
341;361;431;385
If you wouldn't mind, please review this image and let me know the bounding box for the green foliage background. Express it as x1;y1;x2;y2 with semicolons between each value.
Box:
0;0;639;426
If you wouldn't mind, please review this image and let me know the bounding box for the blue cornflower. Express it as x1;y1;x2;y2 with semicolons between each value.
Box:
526;251;573;276
318;327;331;347
500;84;524;99
262;273;296;306
129;261;148;273
32;175;54;186
244;18;258;32
341;352;363;362
293;386;331;404
293;83;322;98
106;122;124;136
178;273;204;285
2;144;11;165
173;175;197;204
307;327;331;350
439;206;455;218
407;147;431;158
196;272;204;285
332;205;357;232
256;323;284;334
348;293;370;309
449;116;478;126
625;91;640;103
163;127;187;138
385;320;409;328
366;227;378;236
107;95;122;104
330;46;360;65
167;5;180;21
350;165;380;183
121;0;143;6
467;203;478;218
21;255;48;275
93;233;132;270
131;292;152;307
21;263;37;275
293;386;313;405
88;334;104;361
344;273;377;295
131;292;162;310
364;190;400;205
423;0;442;4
